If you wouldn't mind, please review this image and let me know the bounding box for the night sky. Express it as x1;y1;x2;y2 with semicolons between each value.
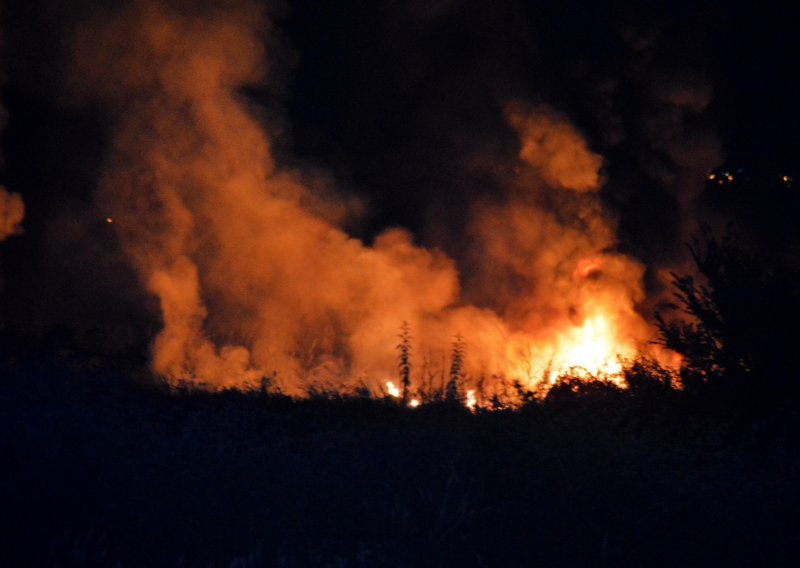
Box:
1;0;798;334
5;5;800;564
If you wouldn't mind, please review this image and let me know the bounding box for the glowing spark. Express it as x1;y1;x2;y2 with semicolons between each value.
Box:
104;217;114;223
385;380;400;398
409;398;421;408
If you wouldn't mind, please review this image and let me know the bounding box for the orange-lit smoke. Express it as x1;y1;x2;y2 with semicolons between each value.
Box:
506;103;603;192
0;20;24;243
69;1;668;394
466;104;656;383
0;187;24;242
0;36;24;243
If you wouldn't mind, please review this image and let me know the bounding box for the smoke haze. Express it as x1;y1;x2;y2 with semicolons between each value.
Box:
56;0;668;390
0;21;24;244
0;188;24;241
4;0;792;392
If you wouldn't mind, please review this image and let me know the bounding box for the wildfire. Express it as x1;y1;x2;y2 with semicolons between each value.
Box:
504;308;644;391
73;1;676;401
465;389;477;411
551;315;630;379
385;380;401;398
384;382;419;409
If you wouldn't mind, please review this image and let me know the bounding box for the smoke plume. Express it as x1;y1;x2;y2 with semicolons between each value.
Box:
68;0;666;391
465;103;655;376
505;103;604;192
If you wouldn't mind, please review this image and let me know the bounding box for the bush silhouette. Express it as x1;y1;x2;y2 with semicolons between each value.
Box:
657;227;800;407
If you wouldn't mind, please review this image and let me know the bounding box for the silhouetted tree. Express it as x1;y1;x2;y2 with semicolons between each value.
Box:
657;227;800;404
446;334;465;403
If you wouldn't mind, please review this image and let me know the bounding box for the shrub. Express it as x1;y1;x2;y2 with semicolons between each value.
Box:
657;227;800;406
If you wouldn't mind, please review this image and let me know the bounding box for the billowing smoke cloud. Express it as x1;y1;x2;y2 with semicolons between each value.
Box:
643;71;723;242
505;103;604;192
465;103;655;375
66;0;507;389
67;0;668;391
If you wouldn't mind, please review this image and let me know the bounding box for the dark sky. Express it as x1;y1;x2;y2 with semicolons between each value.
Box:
277;1;800;242
1;0;798;333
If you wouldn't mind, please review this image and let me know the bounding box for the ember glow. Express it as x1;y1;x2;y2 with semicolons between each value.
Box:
67;0;675;400
465;390;477;411
385;381;401;398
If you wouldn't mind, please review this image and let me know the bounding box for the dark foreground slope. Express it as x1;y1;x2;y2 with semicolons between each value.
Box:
2;359;800;567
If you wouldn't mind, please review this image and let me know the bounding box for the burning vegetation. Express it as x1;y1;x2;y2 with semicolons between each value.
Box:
5;2;800;566
63;0;678;401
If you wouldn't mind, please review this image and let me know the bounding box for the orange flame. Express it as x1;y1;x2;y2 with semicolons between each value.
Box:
69;0;677;400
550;315;631;379
465;389;477;411
385;380;401;398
